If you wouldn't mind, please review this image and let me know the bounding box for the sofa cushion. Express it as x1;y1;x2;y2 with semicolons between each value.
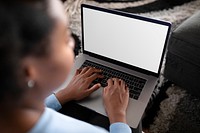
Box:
164;11;200;97
168;11;200;67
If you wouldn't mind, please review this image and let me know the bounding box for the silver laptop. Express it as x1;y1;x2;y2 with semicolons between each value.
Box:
65;4;171;128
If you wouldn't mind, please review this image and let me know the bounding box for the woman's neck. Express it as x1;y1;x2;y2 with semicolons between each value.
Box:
0;91;46;133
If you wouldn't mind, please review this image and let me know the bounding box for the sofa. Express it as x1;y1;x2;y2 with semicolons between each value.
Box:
164;11;200;97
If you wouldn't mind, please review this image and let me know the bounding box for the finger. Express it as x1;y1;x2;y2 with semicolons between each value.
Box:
84;67;102;77
119;79;128;92
87;73;103;83
121;80;126;87
125;85;129;94
80;67;90;74
113;78;120;86
75;69;81;75
107;78;113;87
120;80;127;92
103;87;107;94
103;87;108;98
87;83;101;94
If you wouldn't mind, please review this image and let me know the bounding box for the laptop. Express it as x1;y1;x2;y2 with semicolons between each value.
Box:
64;4;171;128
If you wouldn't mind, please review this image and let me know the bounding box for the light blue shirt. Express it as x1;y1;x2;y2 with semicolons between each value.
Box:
32;94;132;133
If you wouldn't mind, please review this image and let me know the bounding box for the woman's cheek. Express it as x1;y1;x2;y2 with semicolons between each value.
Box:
65;46;75;74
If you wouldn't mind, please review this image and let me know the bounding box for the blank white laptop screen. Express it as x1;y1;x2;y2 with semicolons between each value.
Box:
82;8;169;74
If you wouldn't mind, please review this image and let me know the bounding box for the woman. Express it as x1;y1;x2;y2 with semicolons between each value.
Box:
0;0;131;132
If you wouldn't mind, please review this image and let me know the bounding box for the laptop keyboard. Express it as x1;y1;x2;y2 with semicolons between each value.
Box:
80;60;147;100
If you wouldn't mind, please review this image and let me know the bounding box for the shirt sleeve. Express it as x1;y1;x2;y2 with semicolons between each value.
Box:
110;122;132;133
45;94;62;111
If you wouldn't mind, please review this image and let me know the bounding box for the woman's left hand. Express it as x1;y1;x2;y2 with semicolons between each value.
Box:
55;67;103;105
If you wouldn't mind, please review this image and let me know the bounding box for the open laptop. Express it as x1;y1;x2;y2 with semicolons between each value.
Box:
64;4;171;128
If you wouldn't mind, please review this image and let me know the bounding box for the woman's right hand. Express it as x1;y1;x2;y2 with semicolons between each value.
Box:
103;78;129;124
55;67;103;105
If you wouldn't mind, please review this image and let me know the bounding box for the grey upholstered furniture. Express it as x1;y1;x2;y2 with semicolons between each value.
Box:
164;11;200;97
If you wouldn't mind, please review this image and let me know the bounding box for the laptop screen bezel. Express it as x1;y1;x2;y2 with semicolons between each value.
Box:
81;4;171;77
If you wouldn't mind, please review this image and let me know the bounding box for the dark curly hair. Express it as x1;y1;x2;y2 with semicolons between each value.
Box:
0;0;55;103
